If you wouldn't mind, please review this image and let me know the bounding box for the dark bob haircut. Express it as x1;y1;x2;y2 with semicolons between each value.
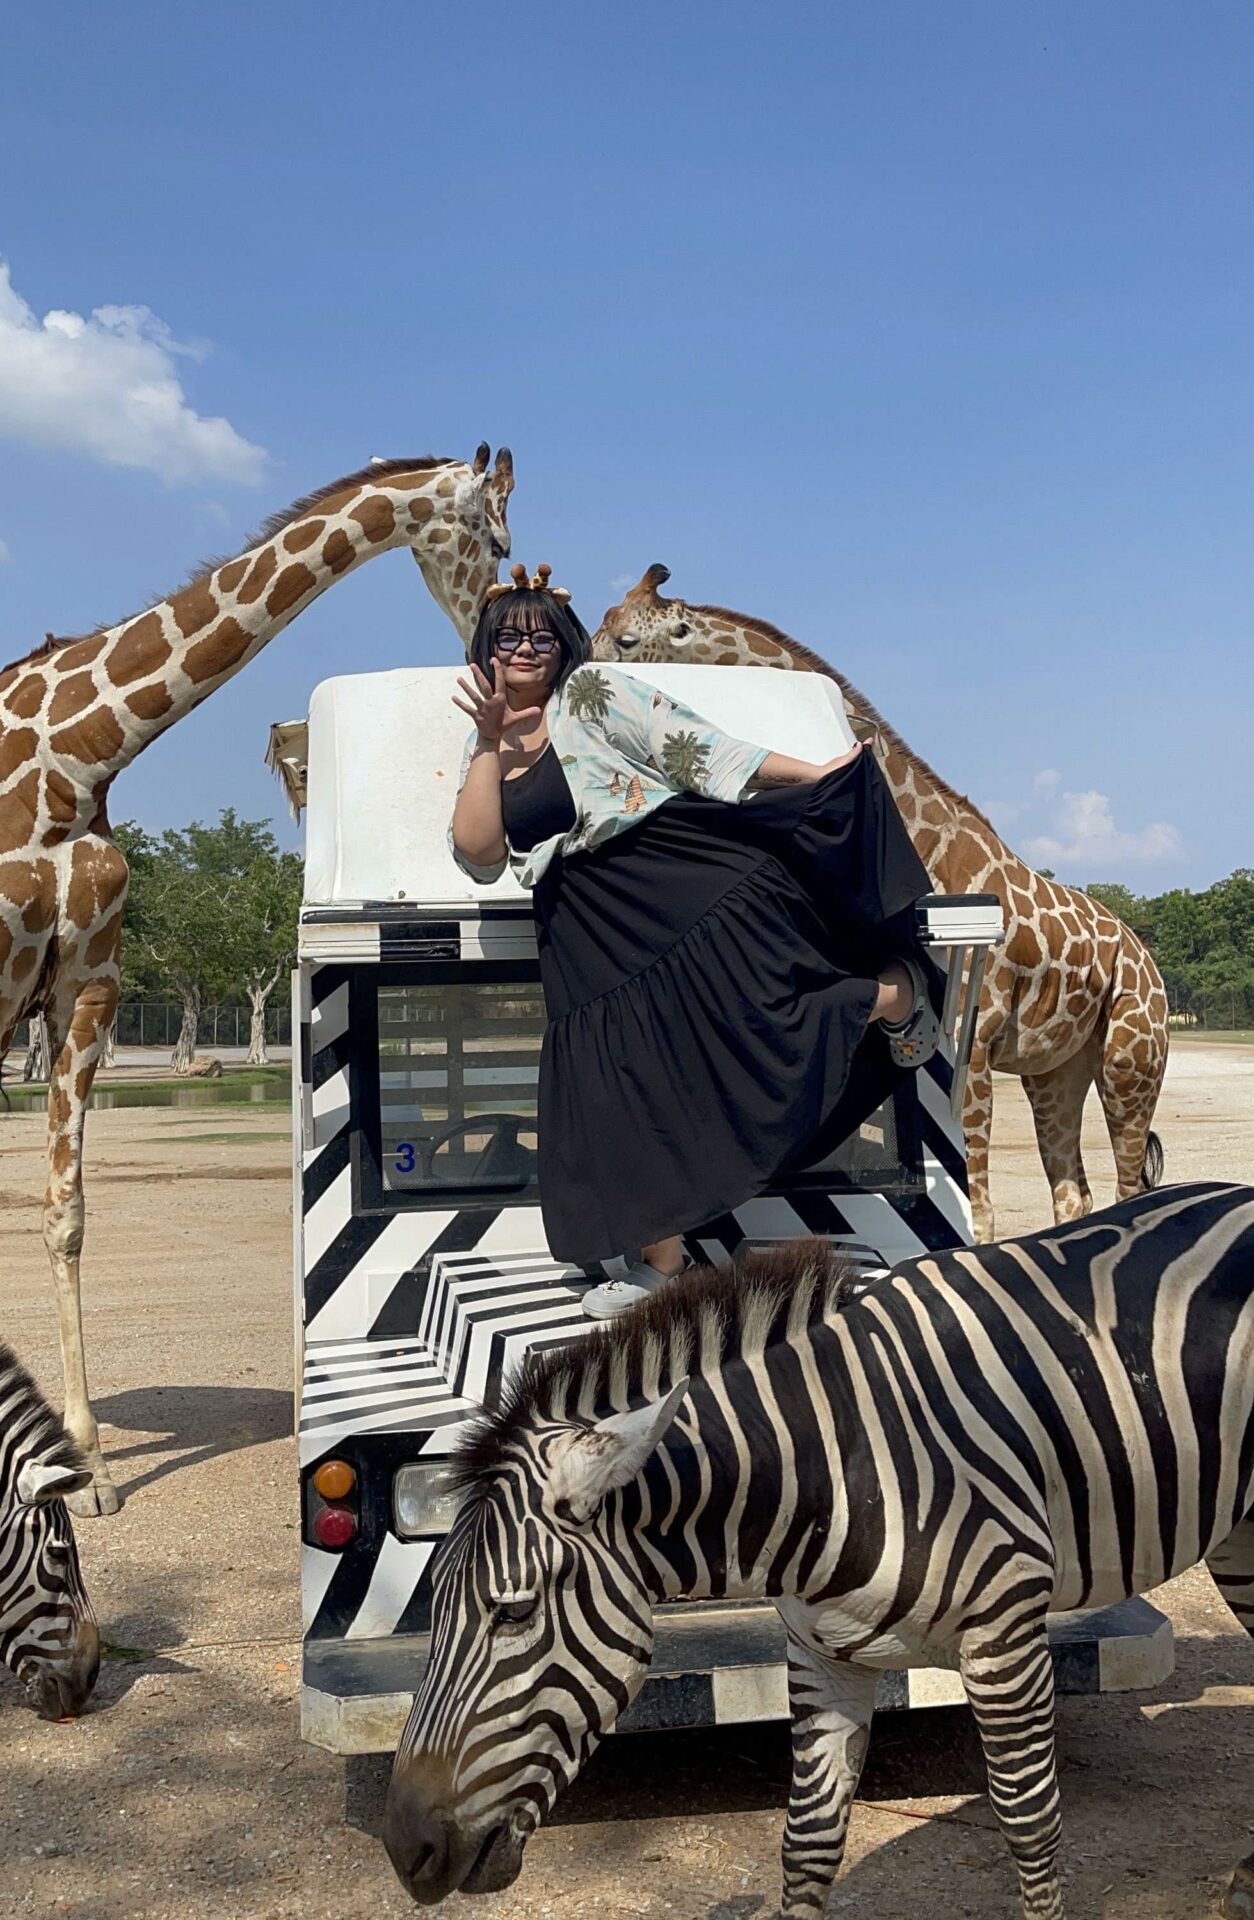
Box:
469;588;591;693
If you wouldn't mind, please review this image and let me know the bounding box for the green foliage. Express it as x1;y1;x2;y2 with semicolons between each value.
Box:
1084;882;1145;927
1086;868;1254;1029
117;809;302;1009
116;818;236;1004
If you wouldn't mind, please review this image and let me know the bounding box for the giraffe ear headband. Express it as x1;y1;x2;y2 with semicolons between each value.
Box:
483;562;572;606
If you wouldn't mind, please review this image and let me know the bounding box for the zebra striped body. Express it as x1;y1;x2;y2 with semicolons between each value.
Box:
384;1182;1254;1917
0;1341;99;1719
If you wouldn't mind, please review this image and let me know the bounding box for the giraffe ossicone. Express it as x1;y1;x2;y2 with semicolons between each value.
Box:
0;445;514;1518
593;565;1169;1243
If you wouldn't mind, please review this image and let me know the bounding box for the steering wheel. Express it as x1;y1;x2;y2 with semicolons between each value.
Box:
416;1115;537;1186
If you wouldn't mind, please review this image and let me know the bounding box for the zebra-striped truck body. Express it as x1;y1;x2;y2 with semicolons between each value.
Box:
0;1341;98;1719
290;665;1162;1751
385;1183;1254;1918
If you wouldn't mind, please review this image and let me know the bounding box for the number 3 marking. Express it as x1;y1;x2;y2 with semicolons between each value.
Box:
394;1142;416;1174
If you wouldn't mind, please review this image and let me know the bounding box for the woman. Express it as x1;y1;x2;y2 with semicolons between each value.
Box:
451;564;939;1318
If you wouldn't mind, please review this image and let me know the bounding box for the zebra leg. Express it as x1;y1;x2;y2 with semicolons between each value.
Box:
779;1639;877;1919
1206;1517;1254;1919
960;1622;1064;1919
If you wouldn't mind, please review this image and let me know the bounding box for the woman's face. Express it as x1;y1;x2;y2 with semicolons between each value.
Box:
493;621;563;697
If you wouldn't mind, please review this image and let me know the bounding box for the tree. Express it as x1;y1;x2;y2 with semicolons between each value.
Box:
1098;871;1254;1030
23;1013;50;1082
1084;883;1151;937
117;821;235;1074
1084;882;1141;922
220;847;304;1064
117;810;303;1071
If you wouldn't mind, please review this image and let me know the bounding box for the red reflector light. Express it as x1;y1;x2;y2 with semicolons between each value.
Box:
313;1505;357;1550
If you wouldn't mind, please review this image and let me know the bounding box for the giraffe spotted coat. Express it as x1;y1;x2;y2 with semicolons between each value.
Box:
0;447;514;1515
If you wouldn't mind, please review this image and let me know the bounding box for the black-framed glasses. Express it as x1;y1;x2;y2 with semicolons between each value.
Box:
495;630;559;657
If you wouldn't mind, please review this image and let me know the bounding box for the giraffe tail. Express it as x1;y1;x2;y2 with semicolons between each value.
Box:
1141;1130;1165;1191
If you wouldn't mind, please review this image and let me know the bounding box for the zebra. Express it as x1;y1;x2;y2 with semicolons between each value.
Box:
0;1339;99;1719
383;1181;1254;1920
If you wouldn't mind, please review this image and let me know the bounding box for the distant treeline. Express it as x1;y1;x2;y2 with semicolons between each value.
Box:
1084;869;1254;1029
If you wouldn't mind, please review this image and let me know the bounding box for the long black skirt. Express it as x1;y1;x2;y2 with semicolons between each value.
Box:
533;753;932;1266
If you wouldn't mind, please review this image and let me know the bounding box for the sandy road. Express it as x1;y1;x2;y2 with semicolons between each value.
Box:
1;1043;1252;1920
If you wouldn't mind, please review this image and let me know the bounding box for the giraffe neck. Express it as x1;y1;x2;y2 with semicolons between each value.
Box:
2;466;476;828
681;606;1016;892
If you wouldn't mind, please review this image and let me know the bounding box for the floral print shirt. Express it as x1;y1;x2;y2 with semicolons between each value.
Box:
450;664;769;889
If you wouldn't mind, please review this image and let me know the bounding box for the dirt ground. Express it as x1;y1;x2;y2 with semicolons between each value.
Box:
2;1043;1252;1920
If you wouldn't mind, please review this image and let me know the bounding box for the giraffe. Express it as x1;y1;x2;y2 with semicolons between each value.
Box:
0;445;514;1516
593;565;1168;1244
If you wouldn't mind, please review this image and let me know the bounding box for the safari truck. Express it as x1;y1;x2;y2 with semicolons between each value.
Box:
269;663;1173;1755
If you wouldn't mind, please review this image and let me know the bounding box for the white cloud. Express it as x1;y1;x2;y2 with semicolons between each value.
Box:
1024;787;1183;870
982;770;1064;839
981;770;1183;876
0;260;267;486
0;536;9;565
609;574;635;594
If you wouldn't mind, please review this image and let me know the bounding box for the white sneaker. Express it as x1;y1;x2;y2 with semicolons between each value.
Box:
581;1260;689;1321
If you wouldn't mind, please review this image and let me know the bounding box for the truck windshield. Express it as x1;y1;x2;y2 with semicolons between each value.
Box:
366;971;919;1211
378;980;543;1196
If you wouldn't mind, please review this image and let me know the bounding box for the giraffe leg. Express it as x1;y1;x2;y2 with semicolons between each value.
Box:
1096;984;1169;1202
1021;1047;1097;1226
44;974;121;1519
961;1618;1064;1918
1206;1516;1254;1917
962;1038;996;1242
778;1638;878;1919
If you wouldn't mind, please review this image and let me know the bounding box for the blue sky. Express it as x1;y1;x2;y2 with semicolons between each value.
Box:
1;3;1250;890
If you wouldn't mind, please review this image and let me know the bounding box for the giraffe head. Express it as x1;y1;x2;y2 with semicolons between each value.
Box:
591;565;700;662
407;442;514;647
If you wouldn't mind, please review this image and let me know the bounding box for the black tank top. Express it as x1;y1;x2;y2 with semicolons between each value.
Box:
500;745;577;854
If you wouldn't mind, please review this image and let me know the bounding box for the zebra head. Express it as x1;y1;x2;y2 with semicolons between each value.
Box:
384;1378;689;1904
0;1346;99;1720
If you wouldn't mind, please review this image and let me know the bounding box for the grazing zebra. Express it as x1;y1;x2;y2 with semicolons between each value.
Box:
383;1181;1254;1920
0;1340;99;1719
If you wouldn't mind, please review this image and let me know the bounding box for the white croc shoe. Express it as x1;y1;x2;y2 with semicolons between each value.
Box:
881;955;942;1070
581;1259;691;1322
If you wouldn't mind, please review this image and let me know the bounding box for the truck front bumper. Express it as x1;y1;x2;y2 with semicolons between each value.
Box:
302;1595;1174;1754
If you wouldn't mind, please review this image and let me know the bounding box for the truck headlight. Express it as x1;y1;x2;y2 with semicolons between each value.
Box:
393;1461;463;1538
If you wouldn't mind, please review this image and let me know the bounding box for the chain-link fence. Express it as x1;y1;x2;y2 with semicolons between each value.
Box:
12;1001;293;1054
113;1002;292;1049
1167;985;1254;1032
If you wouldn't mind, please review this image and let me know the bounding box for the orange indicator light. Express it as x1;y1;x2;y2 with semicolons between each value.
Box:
313;1459;356;1500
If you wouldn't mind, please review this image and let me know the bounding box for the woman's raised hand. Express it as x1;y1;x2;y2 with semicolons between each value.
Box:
452;662;543;747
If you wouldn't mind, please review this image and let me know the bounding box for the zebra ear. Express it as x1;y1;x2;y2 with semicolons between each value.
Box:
551;1377;691;1522
16;1459;92;1508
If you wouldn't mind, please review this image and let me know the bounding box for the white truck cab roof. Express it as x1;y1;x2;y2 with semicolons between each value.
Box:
295;662;858;913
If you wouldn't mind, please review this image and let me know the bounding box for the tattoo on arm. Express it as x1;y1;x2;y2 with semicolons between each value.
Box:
748;767;803;788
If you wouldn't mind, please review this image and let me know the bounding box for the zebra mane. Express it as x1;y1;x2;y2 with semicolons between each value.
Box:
0;1341;84;1479
452;1240;855;1494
